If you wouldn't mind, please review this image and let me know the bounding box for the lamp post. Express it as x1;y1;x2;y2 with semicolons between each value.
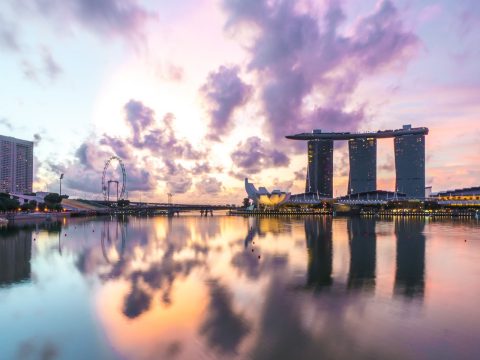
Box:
59;173;64;196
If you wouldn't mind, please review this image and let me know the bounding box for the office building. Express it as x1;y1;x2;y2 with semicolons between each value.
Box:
0;135;34;194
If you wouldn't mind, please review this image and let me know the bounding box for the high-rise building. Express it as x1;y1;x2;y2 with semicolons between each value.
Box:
394;129;425;198
287;124;428;199
305;139;333;197
0;135;34;194
348;138;376;194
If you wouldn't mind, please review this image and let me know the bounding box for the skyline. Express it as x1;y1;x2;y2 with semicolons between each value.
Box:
1;0;479;203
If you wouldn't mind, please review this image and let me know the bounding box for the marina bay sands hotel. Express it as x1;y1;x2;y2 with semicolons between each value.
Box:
286;125;429;199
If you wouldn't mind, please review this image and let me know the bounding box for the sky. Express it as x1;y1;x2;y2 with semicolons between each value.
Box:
0;0;479;204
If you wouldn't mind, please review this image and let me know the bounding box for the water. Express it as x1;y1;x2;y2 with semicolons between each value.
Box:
1;215;480;360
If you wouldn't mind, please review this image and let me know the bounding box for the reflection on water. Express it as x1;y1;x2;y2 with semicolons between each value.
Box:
306;217;333;289
395;219;426;299
0;227;32;285
1;215;480;359
348;218;376;291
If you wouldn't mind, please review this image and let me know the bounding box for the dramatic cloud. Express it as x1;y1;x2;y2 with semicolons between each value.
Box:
55;99;214;197
222;0;419;141
230;136;289;174
196;177;222;194
123;101;203;160
14;0;154;42
201;65;252;141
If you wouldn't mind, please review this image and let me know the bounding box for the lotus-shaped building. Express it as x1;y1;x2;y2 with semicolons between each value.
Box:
245;178;291;207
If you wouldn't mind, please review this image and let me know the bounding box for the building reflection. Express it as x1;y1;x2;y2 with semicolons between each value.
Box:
100;218;127;265
347;218;376;291
0;228;32;285
394;219;425;299
305;217;333;289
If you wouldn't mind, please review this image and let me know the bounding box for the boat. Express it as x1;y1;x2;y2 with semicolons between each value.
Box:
0;217;8;225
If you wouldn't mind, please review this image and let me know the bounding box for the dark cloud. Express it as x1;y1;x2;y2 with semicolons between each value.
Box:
33;133;42;146
15;0;154;42
199;280;250;353
201;65;252;141
195;177;222;194
230;136;289;174
124;283;151;319
0;13;20;51
222;0;418;142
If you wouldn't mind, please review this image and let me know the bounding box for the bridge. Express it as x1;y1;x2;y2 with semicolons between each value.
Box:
63;199;234;217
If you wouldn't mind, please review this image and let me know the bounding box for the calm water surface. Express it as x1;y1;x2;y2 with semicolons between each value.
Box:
1;215;480;359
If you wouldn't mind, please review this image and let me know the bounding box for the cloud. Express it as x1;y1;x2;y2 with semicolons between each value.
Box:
15;0;154;42
0;118;13;131
49;99;211;197
33;133;42;146
201;65;252;141
458;0;480;35
123;283;151;319
123;101;204;160
222;0;419;142
199;280;250;353
42;48;62;80
294;167;306;181
0;12;20;51
21;60;39;82
195;177;222;194
230;136;289;174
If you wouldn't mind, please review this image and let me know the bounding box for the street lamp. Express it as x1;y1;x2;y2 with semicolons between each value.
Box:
59;173;64;196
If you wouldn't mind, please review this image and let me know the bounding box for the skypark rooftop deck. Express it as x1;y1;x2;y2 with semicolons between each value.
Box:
286;125;429;140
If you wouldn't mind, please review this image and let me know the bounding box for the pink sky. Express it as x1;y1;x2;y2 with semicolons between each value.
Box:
0;0;479;203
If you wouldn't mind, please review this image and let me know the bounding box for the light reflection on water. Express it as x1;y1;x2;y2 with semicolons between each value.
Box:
1;215;480;359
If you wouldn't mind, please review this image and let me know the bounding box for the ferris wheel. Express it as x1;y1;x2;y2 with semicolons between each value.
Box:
102;156;127;201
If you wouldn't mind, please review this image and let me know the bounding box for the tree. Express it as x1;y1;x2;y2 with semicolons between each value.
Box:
44;193;62;204
118;199;130;207
0;197;20;211
242;198;250;208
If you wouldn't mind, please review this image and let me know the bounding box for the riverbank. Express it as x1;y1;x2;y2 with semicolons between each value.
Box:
229;209;479;218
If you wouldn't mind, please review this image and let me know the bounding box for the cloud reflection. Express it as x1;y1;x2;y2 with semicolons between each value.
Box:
199;280;250;354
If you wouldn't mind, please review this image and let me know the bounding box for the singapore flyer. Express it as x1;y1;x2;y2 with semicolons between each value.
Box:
102;156;127;201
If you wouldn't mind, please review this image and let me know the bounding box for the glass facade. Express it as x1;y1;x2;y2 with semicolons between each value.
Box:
394;135;425;198
305;140;333;197
348;138;377;194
